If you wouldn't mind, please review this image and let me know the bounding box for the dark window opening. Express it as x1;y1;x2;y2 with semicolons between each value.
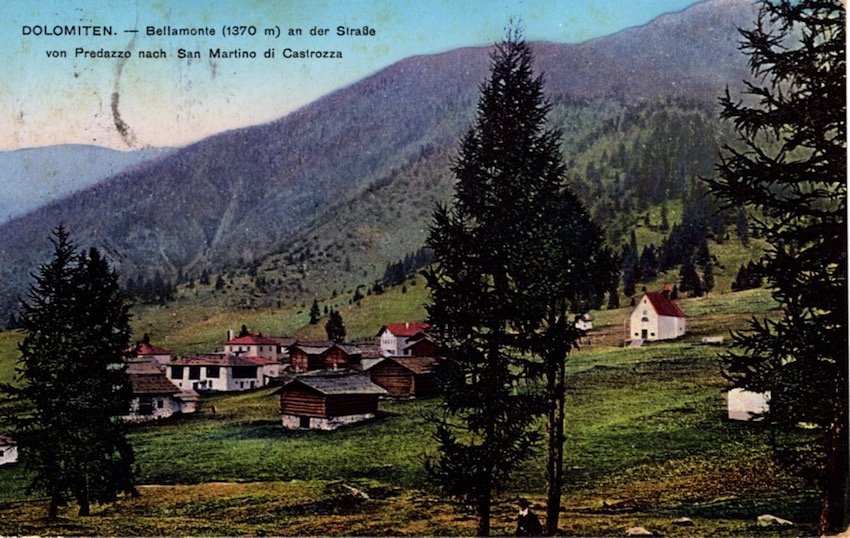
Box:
170;366;184;380
299;416;310;428
233;366;257;379
206;366;220;378
188;366;201;380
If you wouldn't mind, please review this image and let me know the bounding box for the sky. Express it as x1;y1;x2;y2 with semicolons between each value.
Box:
1;0;702;151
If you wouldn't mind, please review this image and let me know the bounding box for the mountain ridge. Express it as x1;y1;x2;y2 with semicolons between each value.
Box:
0;0;760;320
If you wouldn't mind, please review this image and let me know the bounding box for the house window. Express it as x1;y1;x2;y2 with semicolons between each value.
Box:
299;416;310;428
188;366;201;380
157;399;164;409
641;317;650;322
206;366;220;378
138;397;154;415
650;332;655;337
170;366;184;380
232;366;257;379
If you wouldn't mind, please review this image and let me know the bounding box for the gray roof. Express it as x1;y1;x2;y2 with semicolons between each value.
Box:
285;372;387;395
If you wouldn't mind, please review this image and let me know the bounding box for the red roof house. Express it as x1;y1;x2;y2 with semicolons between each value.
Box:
377;322;431;357
630;290;686;341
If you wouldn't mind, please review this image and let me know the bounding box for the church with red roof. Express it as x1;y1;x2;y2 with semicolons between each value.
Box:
629;287;686;342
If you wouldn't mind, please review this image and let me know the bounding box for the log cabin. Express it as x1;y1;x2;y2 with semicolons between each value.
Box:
367;356;439;398
277;371;387;430
288;341;362;372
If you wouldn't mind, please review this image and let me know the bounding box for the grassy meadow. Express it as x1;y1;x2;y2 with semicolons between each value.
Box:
0;278;820;535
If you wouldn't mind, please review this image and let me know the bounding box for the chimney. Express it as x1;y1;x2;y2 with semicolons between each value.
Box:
405;322;410;329
662;283;672;299
227;329;234;342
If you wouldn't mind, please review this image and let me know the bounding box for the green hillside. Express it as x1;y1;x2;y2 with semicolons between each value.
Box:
0;284;818;536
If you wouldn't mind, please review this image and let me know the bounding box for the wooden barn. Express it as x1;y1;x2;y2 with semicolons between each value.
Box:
367;357;439;398
401;336;437;358
277;372;387;430
288;341;362;372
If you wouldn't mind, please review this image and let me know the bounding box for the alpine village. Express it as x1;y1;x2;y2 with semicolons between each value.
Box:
0;1;846;536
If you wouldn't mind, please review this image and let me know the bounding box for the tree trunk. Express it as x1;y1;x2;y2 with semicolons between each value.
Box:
545;357;566;535
476;489;491;536
545;364;557;535
48;481;60;520
77;468;91;516
818;373;849;535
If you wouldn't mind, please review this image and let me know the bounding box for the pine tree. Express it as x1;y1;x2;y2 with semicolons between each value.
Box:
678;257;703;297
705;1;847;532
702;260;715;295
238;324;250;337
324;310;346;343
425;29;546;535
660;201;670;231
1;227;135;517
425;28;616;535
308;299;321;325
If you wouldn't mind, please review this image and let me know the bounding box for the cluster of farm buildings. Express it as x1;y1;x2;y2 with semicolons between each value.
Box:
0;289;768;466
124;321;438;430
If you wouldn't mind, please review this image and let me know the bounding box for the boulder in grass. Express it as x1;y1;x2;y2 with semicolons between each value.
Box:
625;527;653;536
672;517;695;526
757;514;793;527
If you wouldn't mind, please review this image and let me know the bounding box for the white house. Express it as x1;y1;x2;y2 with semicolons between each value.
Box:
125;362;198;421
0;434;18;466
127;340;173;365
629;291;686;341
224;333;284;360
376;322;431;357
727;388;770;421
167;354;279;392
575;313;594;331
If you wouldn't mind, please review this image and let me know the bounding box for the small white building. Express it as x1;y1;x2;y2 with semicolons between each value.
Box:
167;354;280;392
629;291;686;341
0;434;18;466
575;313;594;331
727;388;770;421
376;322;431;357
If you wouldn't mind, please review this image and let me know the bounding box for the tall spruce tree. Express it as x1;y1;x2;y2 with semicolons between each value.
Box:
324;310;346;343
425;28;615;535
309;299;321;325
425;29;544;535
705;1;847;533
1;227;135;517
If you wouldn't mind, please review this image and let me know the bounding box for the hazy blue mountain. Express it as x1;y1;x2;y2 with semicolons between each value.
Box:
0;145;173;224
0;0;759;319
